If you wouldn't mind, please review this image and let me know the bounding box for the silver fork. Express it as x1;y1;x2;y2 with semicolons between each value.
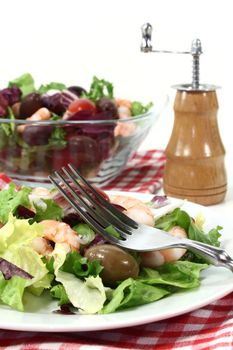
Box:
49;164;233;271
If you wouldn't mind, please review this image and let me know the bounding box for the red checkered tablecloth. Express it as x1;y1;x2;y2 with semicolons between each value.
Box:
103;149;166;193
0;149;233;350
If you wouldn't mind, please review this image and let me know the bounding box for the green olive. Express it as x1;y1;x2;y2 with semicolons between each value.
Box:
85;244;139;287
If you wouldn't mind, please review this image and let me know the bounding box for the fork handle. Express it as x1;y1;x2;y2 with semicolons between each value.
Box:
182;240;233;271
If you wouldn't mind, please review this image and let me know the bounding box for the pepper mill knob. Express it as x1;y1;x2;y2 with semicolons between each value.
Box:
141;23;153;53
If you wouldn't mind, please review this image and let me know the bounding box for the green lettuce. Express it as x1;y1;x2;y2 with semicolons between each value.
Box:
0;215;50;310
52;244;106;314
32;198;63;222
48;127;67;148
72;223;96;245
0;275;26;311
155;208;222;248
101;260;207;314
140;261;208;289
8;73;35;98
85;76;114;102
38;82;66;95
100;278;169;314
131;101;153;116
155;208;190;232
50;284;69;305
60;251;103;278
0;183;31;224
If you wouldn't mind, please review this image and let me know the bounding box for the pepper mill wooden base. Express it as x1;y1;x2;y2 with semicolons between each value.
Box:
163;90;227;206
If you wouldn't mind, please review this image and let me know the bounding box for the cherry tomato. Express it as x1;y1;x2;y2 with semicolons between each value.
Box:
0;173;13;190
68;98;96;115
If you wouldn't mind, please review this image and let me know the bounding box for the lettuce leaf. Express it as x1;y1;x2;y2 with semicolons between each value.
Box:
0;216;50;310
72;223;95;245
101;260;207;314
38;82;66;95
100;278;169;314
0;275;26;311
52;244;106;314
155;208;222;249
32;198;63;222
131;101;153;116
188;221;222;247
155;208;191;232
8;73;35;98
60;251;103;278
84;76;113;102
50;284;69;305
0;183;31;224
139;261;208;289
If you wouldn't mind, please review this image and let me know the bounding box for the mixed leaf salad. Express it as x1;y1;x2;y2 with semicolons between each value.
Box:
0;74;153;182
0;173;222;314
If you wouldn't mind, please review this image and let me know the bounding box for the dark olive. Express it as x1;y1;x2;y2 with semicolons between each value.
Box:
67;86;87;97
84;244;139;287
19;93;44;119
22;125;54;146
96;97;118;119
42;93;66;115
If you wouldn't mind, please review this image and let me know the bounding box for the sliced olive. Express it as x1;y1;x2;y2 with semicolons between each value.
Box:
85;244;139;287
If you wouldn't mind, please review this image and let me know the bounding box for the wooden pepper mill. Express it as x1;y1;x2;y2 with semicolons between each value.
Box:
141;24;227;205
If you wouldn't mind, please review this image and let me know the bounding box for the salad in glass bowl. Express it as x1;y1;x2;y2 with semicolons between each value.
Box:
0;174;222;314
0;74;162;186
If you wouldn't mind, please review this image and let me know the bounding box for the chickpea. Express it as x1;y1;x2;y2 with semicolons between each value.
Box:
17;107;51;133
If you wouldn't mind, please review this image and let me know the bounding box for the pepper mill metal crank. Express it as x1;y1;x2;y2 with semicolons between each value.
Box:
141;23;227;205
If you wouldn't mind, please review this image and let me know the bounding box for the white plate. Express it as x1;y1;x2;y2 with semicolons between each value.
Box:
0;192;233;332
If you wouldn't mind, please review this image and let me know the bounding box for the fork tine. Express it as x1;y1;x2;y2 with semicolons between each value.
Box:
62;166;133;234
54;170;129;239
67;163;138;229
49;174;120;244
54;170;109;228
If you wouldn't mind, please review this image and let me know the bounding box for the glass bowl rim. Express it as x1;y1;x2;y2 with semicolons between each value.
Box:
0;109;158;126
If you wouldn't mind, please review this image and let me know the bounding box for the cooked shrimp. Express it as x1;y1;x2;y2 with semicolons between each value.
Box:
116;99;132;109
109;194;155;227
40;220;80;251
117;106;131;119
114;121;136;137
30;237;53;256
31;186;52;198
140;226;187;267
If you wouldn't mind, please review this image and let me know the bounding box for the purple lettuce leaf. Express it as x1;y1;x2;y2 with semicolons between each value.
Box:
0;258;33;280
151;195;170;208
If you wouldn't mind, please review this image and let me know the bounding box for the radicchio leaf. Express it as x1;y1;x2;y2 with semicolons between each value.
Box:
151;195;170;208
0;258;33;280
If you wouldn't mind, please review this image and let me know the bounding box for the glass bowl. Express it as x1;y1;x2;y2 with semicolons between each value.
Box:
0;101;166;187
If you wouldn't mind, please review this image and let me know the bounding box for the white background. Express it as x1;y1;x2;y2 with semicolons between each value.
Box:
1;0;232;209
